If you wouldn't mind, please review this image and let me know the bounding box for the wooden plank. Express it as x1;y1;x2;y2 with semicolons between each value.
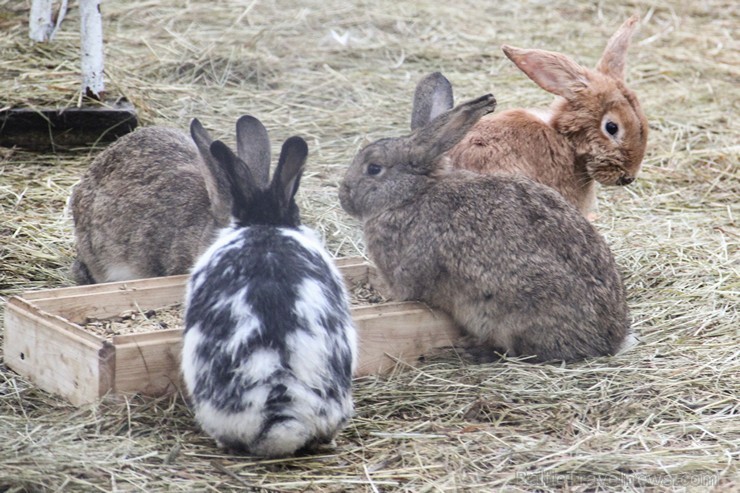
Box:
30;283;187;324
21;275;189;301
22;260;368;322
334;256;368;268
3;297;114;406
107;303;460;394
112;329;184;396
352;302;462;376
19;259;364;302
338;261;370;287
5;295;106;346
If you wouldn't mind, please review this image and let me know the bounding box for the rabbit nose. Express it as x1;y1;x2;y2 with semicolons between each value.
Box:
617;175;635;186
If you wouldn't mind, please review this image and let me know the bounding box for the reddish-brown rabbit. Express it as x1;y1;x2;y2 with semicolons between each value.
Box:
413;16;648;216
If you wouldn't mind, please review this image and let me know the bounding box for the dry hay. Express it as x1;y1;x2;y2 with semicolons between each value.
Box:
82;304;184;339
1;0;738;491
349;279;389;305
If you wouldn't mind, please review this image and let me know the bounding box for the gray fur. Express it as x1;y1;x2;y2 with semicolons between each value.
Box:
235;115;271;188
339;94;631;362
410;72;454;130
189;119;230;225
71;116;266;284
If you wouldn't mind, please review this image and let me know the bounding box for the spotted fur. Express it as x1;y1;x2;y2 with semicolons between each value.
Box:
181;125;356;457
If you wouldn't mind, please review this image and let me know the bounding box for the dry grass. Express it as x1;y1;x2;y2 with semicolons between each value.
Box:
1;0;738;491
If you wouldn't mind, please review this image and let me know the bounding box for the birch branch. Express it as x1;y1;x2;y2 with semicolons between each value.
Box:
79;0;105;99
29;0;54;42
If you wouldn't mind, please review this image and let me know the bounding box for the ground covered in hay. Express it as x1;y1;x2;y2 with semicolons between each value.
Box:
1;0;738;491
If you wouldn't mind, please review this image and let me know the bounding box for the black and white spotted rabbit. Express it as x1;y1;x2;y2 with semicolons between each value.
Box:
181;116;357;457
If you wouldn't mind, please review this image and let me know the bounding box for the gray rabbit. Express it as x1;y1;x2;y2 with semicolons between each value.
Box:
70;117;266;284
339;94;633;362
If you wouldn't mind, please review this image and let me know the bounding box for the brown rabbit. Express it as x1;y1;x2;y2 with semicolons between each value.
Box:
70;116;271;284
412;16;648;216
340;93;633;362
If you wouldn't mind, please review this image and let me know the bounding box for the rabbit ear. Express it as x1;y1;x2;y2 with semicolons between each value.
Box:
191;118;231;200
502;45;590;100
411;72;454;131
190;118;213;149
596;15;640;80
210;140;258;213
190;118;217;168
411;94;496;169
235;115;271;189
271;136;308;210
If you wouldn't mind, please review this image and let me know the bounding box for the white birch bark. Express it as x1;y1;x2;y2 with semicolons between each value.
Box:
29;0;54;42
79;0;105;99
50;0;69;41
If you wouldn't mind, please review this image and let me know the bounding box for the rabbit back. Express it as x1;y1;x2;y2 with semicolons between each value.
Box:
182;224;356;457
71;127;226;284
363;172;629;362
446;108;597;214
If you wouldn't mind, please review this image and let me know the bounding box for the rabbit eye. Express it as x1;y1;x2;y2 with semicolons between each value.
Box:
605;121;619;136
366;163;383;176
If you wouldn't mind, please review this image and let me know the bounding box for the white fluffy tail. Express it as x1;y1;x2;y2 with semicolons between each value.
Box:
248;418;317;458
617;331;639;355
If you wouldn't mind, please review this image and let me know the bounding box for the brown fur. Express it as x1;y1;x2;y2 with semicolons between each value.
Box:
417;16;648;216
340;94;631;362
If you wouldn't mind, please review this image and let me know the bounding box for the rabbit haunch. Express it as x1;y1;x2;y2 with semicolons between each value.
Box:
340;94;632;362
413;16;648;217
184;226;355;456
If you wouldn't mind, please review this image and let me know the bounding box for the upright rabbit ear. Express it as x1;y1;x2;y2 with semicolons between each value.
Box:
411;94;496;168
191;118;231;210
191;118;217;168
271;136;308;210
190;118;212;147
411;72;454;131
596;15;640;80
502;45;590;100
235;115;271;189
210;140;258;214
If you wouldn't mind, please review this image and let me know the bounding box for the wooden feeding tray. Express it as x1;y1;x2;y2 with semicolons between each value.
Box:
3;258;461;406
